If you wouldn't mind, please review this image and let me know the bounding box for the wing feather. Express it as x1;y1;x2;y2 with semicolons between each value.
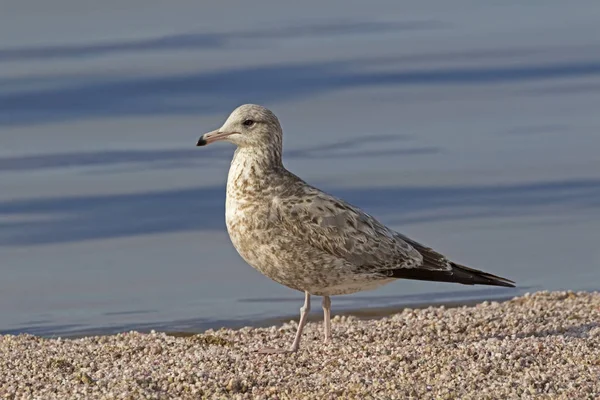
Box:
272;186;448;274
267;175;513;287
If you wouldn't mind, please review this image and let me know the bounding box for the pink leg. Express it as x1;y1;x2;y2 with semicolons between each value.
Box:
258;291;311;354
322;296;331;343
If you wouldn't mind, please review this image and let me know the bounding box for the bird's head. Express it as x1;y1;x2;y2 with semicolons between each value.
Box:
197;104;283;149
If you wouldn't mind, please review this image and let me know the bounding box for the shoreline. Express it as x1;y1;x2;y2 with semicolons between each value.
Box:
168;293;521;338
6;288;527;339
1;290;599;399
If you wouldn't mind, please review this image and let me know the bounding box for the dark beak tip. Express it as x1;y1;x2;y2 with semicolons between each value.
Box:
196;138;207;146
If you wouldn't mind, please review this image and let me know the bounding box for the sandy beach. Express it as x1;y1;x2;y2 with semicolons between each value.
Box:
1;291;598;399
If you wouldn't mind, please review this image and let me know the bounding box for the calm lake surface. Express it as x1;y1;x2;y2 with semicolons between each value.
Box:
1;1;600;336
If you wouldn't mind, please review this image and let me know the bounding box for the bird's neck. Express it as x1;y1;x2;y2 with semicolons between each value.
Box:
227;145;284;196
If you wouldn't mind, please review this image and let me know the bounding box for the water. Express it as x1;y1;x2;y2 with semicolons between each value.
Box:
1;1;600;336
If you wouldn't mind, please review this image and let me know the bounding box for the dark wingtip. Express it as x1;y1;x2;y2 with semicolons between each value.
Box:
484;279;516;288
450;263;516;287
387;262;516;288
196;137;207;146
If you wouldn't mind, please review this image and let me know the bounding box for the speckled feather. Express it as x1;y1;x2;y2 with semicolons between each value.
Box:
206;104;514;296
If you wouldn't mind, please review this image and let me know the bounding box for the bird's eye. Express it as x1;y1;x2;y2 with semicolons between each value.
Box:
243;119;255;127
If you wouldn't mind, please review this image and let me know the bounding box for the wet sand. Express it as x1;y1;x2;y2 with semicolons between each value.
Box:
1;291;599;399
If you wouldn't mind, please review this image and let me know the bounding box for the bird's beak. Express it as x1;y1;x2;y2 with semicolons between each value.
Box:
196;130;238;146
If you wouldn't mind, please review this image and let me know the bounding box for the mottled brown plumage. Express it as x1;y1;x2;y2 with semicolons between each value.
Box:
197;104;515;352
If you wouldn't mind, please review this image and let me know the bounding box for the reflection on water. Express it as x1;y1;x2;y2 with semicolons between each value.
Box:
1;178;599;246
3;58;600;127
1;1;600;336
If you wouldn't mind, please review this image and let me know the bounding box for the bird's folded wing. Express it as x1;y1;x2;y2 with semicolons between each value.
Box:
272;189;451;274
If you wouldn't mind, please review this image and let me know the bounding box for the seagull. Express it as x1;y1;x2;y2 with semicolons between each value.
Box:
196;104;515;353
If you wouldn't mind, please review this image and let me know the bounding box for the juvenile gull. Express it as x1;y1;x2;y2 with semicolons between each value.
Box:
196;104;515;353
